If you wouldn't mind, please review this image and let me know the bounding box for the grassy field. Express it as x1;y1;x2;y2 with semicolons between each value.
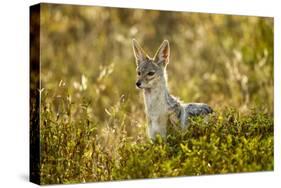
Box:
36;4;273;184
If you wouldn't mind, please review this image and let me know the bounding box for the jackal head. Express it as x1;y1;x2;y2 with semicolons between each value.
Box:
132;39;170;89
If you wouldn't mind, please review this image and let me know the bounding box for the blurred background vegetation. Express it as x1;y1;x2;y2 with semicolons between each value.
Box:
38;3;273;184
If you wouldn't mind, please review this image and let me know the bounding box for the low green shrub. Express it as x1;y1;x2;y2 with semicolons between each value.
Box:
40;97;273;184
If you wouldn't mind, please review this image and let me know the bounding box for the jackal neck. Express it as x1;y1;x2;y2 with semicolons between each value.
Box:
144;77;168;97
143;75;179;111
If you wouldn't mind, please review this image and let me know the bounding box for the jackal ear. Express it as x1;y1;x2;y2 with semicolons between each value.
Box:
153;40;170;66
132;39;149;66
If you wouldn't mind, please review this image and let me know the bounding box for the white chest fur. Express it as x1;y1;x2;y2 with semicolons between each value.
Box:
144;89;168;117
143;88;169;139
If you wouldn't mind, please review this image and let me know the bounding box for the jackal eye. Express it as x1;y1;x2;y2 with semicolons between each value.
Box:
147;72;155;76
137;71;141;76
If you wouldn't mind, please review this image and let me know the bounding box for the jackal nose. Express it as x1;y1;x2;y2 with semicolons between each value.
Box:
136;81;141;88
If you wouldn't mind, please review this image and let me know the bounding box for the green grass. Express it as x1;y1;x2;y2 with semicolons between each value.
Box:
40;89;273;184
